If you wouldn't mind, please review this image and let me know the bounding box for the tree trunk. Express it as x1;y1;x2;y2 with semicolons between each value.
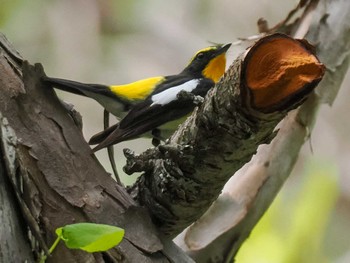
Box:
0;34;190;263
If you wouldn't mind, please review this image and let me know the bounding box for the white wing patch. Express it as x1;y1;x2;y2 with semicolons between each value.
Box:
151;79;200;106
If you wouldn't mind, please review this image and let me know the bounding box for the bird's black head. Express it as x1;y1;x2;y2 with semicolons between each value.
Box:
182;43;231;82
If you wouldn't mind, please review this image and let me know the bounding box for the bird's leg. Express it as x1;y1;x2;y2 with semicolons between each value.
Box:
176;90;204;105
103;109;122;185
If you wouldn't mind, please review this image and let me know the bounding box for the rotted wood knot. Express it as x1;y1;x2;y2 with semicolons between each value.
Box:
177;90;204;105
123;147;164;175
123;143;195;176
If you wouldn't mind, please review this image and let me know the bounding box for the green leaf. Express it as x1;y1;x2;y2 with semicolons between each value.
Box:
55;223;124;252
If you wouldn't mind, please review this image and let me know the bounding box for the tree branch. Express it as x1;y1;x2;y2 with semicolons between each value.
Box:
126;33;324;237
175;0;350;261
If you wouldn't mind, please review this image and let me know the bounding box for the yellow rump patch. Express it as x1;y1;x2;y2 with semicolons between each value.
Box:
109;76;164;101
202;53;227;83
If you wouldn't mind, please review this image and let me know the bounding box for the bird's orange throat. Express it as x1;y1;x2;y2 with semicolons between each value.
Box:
203;53;227;83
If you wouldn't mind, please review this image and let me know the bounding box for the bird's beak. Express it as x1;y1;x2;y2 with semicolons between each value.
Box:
216;43;232;55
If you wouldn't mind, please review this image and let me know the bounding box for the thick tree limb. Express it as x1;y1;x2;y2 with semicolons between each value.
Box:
175;0;350;261
126;33;324;237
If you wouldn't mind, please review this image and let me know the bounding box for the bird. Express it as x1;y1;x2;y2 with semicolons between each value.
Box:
89;43;231;151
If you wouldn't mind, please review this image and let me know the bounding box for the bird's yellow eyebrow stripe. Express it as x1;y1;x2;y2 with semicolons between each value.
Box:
109;76;165;101
194;46;217;56
187;46;217;65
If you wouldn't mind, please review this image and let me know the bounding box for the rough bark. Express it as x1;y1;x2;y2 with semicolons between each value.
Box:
0;34;193;263
175;0;350;261
0;147;34;262
126;33;324;237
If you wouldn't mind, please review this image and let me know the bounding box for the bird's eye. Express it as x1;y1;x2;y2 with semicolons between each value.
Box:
197;52;204;59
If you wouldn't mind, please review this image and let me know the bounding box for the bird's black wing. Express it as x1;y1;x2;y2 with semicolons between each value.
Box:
118;74;200;128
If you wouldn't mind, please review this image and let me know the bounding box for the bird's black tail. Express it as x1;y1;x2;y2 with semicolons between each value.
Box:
42;76;116;98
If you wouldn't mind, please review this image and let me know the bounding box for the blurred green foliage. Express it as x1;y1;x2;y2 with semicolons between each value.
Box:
236;159;339;263
0;0;20;27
